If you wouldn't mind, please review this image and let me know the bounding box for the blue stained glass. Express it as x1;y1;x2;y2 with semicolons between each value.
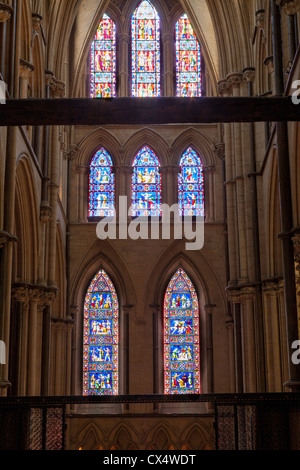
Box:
90;14;116;98
178;147;204;217
164;268;201;395
89;148;115;218
131;1;160;97
176;14;202;97
83;270;119;396
132;146;161;217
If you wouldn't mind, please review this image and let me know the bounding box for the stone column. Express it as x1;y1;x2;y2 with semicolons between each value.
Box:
292;234;300;338
76;164;89;223
27;292;39;396
240;288;257;392
205;304;215;395
38;203;52;285
203;165;215;222
218;78;238;285
227;289;244;392
65;312;76;396
263;281;283;391
117;33;130;96
225;313;235;392
227;73;248;283
162;33;174;96
19;58;34;98
0;3;13;81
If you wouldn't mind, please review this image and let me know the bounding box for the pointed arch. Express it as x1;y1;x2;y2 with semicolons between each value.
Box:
178;147;204;217
131;146;161;217
175;14;202;97
83;269;119;396
131;0;161;97
164;268;201;394
88;148;115;218
90;13;117;98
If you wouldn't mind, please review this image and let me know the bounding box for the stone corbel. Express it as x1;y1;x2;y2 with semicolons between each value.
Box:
213;143;225;161
0;231;17;248
19;59;34;81
264;56;274;74
40;202;52;223
0;3;13;24
217;78;232;97
243;67;256;84
32;13;42;32
45;71;65;98
63;144;80;162
226;73;243;90
276;0;300;15
255;9;265;31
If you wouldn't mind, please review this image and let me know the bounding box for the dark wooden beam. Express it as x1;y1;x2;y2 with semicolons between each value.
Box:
0;97;299;126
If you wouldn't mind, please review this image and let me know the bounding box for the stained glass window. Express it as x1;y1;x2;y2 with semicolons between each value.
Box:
90;14;116;98
164;268;201;394
89;148;115;218
132;146;161;217
83;269;119;396
178;147;204;217
131;0;161;97
175;14;202;97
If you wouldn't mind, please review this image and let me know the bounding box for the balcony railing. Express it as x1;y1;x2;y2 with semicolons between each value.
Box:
0;393;300;451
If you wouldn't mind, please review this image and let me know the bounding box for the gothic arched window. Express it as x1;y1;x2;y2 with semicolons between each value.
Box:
164;268;201;394
131;0;161;97
178;147;204;217
88;148;115;218
83;269;119;395
132;146;161;217
90;14;116;98
175;14;202;97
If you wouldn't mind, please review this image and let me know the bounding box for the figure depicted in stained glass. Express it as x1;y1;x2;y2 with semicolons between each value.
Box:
83;270;119;396
89;148;115;218
178;147;204;217
164;268;201;394
132;146;161;217
90;14;116;98
132;1;160;97
176;14;202;97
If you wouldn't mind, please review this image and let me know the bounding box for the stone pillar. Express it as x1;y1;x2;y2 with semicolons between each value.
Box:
203;165;215;222
19;58;34;98
227;290;244;392
76;164;89;223
263;55;275;94
227;73;248;283
118;33;130;96
65;312;76;396
292;234;300;338
162;33;174;96
263;281;283;391
38;203;52;285
0;3;13;81
205;304;215;395
225;313;235;392
27;294;39;396
240;288;258;392
218;78;238;285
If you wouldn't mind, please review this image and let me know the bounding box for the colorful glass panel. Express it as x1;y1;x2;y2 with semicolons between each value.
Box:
178;147;204;217
89;148;115;218
83;269;119;396
175;14;202;97
90;14;116;98
132;146;161;217
164;268;200;394
131;0;161;97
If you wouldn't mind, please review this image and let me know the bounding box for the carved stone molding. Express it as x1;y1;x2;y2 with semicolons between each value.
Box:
32;13;42;32
0;231;17;248
0;3;13;24
255;9;265;30
243;67;256;83
217;79;232;96
276;0;300;15
227;73;243;89
11;283;59;305
19;59;34;81
40;202;52;223
292;234;300;264
226;286;256;303
264;56;274;74
262;278;284;295
45;71;66;98
213;143;225;161
64;144;80;162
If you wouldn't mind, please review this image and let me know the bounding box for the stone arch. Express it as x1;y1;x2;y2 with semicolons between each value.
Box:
146;422;177;450
180;422;214;450
123;0;170;36
70;239;136;395
73;421;105;450
267;149;282;278
171;127;216;168
13;155;39;284
123;128;170;166
109;425;138;450
77;127;122;168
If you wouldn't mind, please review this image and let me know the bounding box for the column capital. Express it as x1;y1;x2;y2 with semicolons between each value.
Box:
255;9;265;30
217;78;232;96
276;0;300;15
45;71;65;98
63;144;80;162
213;143;225;160
19;59;34;81
40;202;52;223
117;32;130;43
264;55;274;74
243;67;256;83
76;164;89;175
32;12;42;32
0;231;17;248
226;72;243;89
0;3;13;24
